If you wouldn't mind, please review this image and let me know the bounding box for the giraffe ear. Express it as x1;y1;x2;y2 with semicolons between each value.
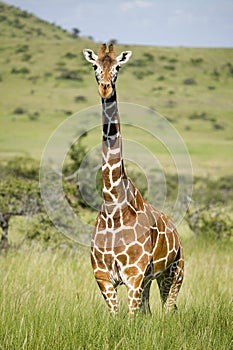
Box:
116;51;132;65
83;49;98;64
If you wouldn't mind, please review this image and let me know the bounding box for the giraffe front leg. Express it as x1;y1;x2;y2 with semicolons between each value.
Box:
96;278;119;315
126;274;145;316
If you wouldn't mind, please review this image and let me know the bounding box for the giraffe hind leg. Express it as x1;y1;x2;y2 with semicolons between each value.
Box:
141;280;152;314
157;257;184;312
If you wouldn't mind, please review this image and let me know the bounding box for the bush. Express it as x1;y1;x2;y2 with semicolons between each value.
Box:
15;45;29;54
143;52;154;62
186;204;233;240
157;75;165;81
28;111;40;121
13;107;27;114
64;52;77;59
11;67;30;74
128;59;147;68
183;78;196;85
168;58;178;63
57;69;83;81
74;95;87;103
164;65;176;71
132;70;154;80
185;176;233;240
25;214;69;246
21;54;31;62
190;57;204;65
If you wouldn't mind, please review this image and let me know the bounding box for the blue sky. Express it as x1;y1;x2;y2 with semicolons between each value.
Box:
4;0;233;47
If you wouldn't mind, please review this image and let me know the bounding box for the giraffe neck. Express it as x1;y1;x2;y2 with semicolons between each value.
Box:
101;86;127;206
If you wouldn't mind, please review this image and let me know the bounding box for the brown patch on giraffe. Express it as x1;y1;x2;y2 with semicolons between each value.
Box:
103;253;113;268
153;259;166;274
107;217;112;229
114;244;127;254
137;252;150;268
117;253;128;265
122;207;137;226
94;233;105;247
153;234;168;260
127;244;143;264
124;267;140;280
123;229;136;244
112;165;121;182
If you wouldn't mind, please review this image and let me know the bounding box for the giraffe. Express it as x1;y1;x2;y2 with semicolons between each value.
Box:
83;44;184;316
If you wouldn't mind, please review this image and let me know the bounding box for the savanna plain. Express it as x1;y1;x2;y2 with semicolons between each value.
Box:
0;2;232;349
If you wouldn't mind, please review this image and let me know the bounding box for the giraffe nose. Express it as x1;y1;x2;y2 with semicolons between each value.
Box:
101;82;111;90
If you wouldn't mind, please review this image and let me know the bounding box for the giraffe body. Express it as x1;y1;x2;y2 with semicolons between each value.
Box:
83;44;184;315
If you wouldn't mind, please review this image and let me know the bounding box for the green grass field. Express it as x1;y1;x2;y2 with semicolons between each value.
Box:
0;237;232;350
0;3;232;349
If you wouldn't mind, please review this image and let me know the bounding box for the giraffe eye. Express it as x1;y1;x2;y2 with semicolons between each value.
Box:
93;64;97;70
115;65;120;72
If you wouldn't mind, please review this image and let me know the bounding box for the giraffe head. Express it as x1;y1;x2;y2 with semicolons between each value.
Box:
83;44;132;99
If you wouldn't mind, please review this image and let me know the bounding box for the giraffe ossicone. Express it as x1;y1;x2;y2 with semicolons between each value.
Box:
83;44;184;315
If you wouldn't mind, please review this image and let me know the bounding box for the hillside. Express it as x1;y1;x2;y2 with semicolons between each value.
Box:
0;1;233;177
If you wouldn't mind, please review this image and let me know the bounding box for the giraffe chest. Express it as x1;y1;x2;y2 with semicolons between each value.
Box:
92;210;153;282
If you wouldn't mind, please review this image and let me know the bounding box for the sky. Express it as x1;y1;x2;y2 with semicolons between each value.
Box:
3;0;233;47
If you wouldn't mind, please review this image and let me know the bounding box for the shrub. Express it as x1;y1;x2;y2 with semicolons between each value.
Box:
186;204;233;240
185;176;233;240
132;70;153;80
13;107;27;114
15;45;29;54
190;57;204;65
128;59;147;68
21;54;31;62
183;78;196;85
28;111;40;121
168;58;178;63
11;67;30;74
74;95;87;102
159;55;167;60
164;65;176;71
143;52;154;62
57;69;83;81
213;123;224;130
157;75;165;81
211;69;220;80
64;52;77;59
25;214;69;246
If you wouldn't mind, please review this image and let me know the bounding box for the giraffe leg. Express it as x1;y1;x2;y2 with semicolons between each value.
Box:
96;278;119;315
141;280;152;314
157;257;184;312
126;274;145;316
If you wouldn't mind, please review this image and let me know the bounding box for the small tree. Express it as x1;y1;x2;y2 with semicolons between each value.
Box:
0;176;42;247
72;28;80;38
0;157;42;248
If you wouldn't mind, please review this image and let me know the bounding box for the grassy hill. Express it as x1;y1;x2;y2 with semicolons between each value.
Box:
0;4;232;349
0;1;233;177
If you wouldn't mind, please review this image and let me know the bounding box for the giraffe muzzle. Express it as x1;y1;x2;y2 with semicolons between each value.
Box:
98;82;113;99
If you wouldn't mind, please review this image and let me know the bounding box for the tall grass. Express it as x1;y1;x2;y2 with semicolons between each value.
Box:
0;237;232;350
